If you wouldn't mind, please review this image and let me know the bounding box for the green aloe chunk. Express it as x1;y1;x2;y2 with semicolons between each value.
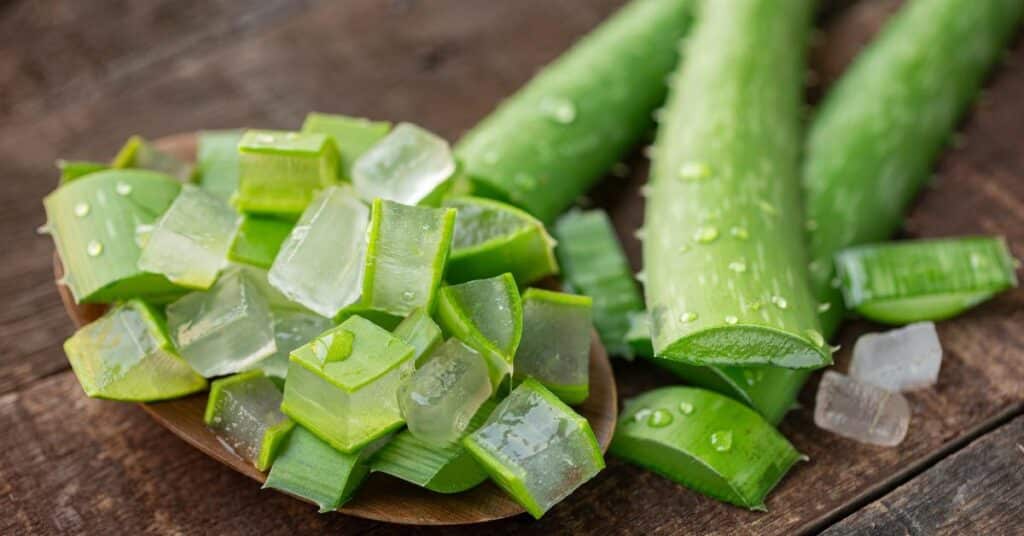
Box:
254;309;333;379
228;215;294;269
554;209;642;358
514;288;592;405
63;300;207;401
351;123;455;206
44;169;187;303
611;386;803;510
204;370;294;471
234;129;339;217
197;129;243;202
442;196;558;285
360;199;456;316
281;316;415;453
301;112;391;179
436;274;523;388
372;398;497;494
835;236;1019;324
463;378;604;519
392;308;443;367
455;0;695;223
112;135;196;183
57;159;108;184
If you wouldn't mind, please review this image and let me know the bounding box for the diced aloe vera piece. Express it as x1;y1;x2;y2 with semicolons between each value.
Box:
392;308;443;367
514;288;592;405
57;159;108;184
463;378;604;519
301;113;391;179
351;123;455;205
255;310;333;379
138;185;240;289
204;370;293;470
399;339;493;446
234;130;340;217
835;236;1019;324
228;215;294;269
112;135;196;183
268;186;369;318
166;269;277;377
443;196;558;285
44;169;187;303
63;300;207;401
360;199;456;316
611;386;802;510
436;274;523;388
197;130;243;202
372;398;497;493
282;316;415;452
264;425;377;512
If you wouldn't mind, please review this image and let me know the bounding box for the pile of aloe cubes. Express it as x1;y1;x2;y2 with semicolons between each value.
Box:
46;114;603;518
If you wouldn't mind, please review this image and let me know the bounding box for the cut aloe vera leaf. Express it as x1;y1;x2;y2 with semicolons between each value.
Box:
197;129;243;202
443;196;558;285
436;274;523;388
268;185;369;318
372;398;496;493
351;123;455;206
228;215;294;269
834;236;1019;324
254;309;333;379
514;288;592;405
43;169;187;303
234;130;339;217
166;268;277;378
360;199;456;316
204;370;293;471
301;112;391;179
57;159;108;184
463;378;604;519
63;300;207;401
392;308;443;367
112;135;196;183
137;184;240;289
612;386;802;510
281;316;415;453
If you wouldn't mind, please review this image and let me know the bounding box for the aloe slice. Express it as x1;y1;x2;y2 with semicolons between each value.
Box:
392;308;443;367
514;288;592;405
197;129;243;202
611;386;802;510
234;130;339;217
835;236;1018;324
255;309;333;379
57;159;108;184
63;300;207;401
112;135;196;183
228;215;294;269
351;123;455;206
442;196;558;285
301;112;391;179
204;370;294;471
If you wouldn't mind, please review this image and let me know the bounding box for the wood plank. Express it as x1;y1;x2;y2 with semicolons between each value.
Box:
822;415;1024;535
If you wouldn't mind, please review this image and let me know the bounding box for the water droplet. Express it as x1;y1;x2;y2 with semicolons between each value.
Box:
634;228;646;241
633;408;653;423
678;162;710;181
710;430;733;452
743;369;764;386
115;182;133;196
678;401;694;415
401;290;416;302
805;329;825;347
86;240;103;257
771;296;788;309
724;315;738;325
647;409;673;427
817;302;832;313
757;200;778;216
74;202;91;217
635;271;647;284
729;226;749;240
539;96;576;124
727;261;747;273
805;219;818;231
693;226;719;244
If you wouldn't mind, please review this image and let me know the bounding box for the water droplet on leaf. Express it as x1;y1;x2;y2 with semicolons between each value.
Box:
647;409;673;427
693;226;719;244
86;240;103;257
678;162;710;181
115;182;133;196
679;312;697;323
74;202;91;217
710;430;733;452
728;261;747;273
772;296;788;309
724;315;738;325
678;401;694;415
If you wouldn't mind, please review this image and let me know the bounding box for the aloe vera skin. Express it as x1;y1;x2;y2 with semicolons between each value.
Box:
57;160;108;184
455;0;695;223
228;216;294;269
264;425;372;512
643;0;828;369
804;0;1024;336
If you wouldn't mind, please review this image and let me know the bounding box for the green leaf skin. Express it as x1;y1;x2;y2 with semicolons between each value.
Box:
301;112;391;179
835;236;1019;324
112;135;196;183
611;386;803;510
197;130;243;202
234;130;340;218
57;160;108;184
228;215;294;269
643;0;828;369
456;0;696;223
392;308;443;367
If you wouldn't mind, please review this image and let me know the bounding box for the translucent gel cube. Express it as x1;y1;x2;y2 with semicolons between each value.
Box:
255;310;333;379
850;322;942;392
268;186;369;318
204;371;292;470
399;339;493;446
814;371;910;447
235;130;339;216
138;185;240;289
351;123;455;205
166;269;277;377
514;288;592;404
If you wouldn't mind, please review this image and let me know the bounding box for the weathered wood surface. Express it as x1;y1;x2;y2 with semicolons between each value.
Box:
1;0;1022;534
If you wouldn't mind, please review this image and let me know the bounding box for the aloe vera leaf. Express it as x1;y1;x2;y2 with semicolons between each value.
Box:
197;129;243;202
442;196;558;285
554;209;643;358
228;215;294;269
44;169;187;303
513;288;592;405
392;308;443;367
57;159;108;184
611;386;803;510
112;135;196;183
63;300;207;401
204;370;293;471
455;0;696;223
301;112;391;179
835;236;1019;324
643;0;829;369
234;130;340;217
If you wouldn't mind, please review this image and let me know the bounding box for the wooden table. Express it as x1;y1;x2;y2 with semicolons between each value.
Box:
2;1;1022;534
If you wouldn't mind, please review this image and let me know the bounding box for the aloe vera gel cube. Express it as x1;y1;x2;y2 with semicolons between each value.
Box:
282;316;415;452
235;130;339;216
352;123;455;205
63;300;206;401
166;269;277;377
464;379;604;518
301;113;391;178
204;371;293;470
197;130;243;201
514;289;592;404
256;310;333;379
268;186;369;318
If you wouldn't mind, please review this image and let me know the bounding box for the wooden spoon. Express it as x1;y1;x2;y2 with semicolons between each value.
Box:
52;133;618;525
